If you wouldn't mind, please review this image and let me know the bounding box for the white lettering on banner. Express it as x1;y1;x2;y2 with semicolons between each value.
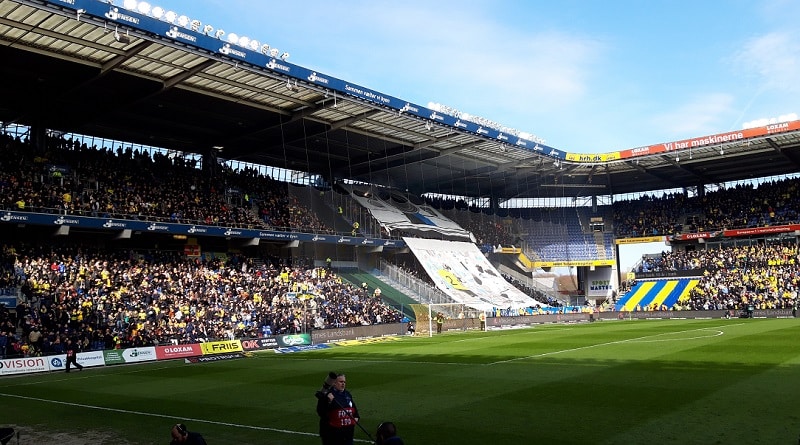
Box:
399;103;418;114
1;212;28;222
665;132;744;151
767;123;789;133
476;126;489;135
187;225;207;234
105;7;140;24
307;72;329;85
266;59;291;73
53;216;79;225
343;85;390;104
166;26;197;42
282;336;306;346
454;119;468;128
224;229;242;236
165;346;194;354
219;44;247;58
147;223;169;231
497;133;508;141
103;220;126;228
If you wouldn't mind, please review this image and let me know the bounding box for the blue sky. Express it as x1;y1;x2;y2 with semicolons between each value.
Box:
143;0;800;154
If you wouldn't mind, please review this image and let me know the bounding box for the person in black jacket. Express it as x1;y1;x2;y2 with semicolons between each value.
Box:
170;423;207;445
64;339;83;373
316;372;360;445
375;422;404;445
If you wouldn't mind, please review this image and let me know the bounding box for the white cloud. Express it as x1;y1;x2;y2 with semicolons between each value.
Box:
308;2;605;132
650;93;736;137
733;31;800;93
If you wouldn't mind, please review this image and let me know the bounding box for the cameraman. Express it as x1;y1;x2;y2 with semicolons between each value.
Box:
316;372;360;445
170;423;207;445
375;422;404;445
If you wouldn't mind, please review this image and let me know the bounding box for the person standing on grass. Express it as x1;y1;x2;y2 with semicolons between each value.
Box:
435;312;444;333
64;338;83;373
316;372;360;445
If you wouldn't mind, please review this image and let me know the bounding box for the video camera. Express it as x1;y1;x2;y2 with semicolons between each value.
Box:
315;371;338;400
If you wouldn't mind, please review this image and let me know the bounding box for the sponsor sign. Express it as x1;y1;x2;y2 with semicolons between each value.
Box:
240;337;279;351
533;260;615;268
274;344;331;354
121;347;154;363
103;349;127;365
48;351;105;371
0;357;48;375
615;236;665;245
200;340;243;355
0;210;406;248
276;334;311;348
185;352;245;363
155;344;203;360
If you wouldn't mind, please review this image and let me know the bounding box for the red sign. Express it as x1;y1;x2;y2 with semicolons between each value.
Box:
155;344;202;360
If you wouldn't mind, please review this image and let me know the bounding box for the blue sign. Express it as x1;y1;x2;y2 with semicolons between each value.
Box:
0;210;405;247
43;0;565;161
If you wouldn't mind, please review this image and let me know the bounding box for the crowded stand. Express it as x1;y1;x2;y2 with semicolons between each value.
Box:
0;242;402;359
633;243;799;312
4;126;800;363
0;132;336;235
612;178;800;238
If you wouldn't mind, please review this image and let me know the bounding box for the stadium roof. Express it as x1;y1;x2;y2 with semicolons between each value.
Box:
3;0;800;202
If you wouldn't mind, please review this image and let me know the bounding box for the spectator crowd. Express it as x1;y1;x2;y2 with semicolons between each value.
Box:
0;242;402;359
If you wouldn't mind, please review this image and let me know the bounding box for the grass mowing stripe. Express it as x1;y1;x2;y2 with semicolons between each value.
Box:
488;322;746;365
0;391;371;442
1;319;798;444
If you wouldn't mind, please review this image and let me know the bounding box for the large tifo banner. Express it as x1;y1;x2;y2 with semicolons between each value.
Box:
344;185;473;241
404;238;542;310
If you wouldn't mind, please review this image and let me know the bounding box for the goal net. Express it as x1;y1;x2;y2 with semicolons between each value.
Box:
413;303;485;337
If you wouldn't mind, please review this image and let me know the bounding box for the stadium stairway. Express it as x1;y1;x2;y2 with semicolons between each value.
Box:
336;269;418;321
615;278;699;311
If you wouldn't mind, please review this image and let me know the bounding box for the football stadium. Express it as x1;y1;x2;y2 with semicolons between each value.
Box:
1;1;800;444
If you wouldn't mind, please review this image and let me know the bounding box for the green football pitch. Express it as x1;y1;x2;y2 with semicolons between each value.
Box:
2;318;800;444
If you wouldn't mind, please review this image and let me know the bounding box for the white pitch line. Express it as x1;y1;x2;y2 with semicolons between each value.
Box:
0;392;374;443
488;323;745;365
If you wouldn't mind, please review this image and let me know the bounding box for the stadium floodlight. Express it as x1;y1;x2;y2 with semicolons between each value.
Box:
280;52;290;61
136;2;151;15
114;27;131;44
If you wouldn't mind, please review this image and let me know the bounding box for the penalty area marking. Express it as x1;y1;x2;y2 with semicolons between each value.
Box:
0;392;373;443
625;328;724;343
488;323;745;365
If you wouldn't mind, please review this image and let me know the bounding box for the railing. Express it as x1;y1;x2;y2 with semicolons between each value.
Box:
378;260;456;305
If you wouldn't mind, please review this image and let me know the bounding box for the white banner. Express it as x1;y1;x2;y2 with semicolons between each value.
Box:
344;185;473;240
586;267;614;297
0;356;49;375
47;350;107;371
404;238;542;310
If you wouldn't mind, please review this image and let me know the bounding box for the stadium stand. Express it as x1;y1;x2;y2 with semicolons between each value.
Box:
3;1;800;366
